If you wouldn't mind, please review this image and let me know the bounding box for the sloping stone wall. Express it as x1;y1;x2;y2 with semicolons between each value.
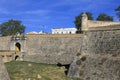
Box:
73;55;120;80
79;56;120;80
0;56;10;80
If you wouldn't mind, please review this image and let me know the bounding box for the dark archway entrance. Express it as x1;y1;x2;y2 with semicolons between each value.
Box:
15;55;19;60
15;43;21;52
15;43;21;60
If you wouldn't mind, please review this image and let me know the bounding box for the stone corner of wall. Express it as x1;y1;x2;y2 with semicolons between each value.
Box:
0;56;10;80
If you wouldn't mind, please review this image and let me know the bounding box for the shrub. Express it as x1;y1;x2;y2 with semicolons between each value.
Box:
76;52;81;56
76;60;81;65
81;56;86;61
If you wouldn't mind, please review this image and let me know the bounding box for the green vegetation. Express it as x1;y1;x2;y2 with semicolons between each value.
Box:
96;13;113;21
115;5;120;21
5;61;74;80
0;19;25;36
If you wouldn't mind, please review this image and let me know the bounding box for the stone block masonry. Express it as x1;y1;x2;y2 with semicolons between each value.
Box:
82;30;120;55
68;13;120;79
0;36;11;50
0;34;84;64
25;34;84;64
81;13;120;31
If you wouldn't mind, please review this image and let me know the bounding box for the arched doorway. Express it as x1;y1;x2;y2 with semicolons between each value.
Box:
15;43;21;52
15;43;21;60
15;55;19;60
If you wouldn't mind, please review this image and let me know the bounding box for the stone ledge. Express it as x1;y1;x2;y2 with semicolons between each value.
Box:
88;25;120;31
26;34;84;38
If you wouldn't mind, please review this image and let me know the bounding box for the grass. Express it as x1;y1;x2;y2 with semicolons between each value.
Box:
5;61;74;80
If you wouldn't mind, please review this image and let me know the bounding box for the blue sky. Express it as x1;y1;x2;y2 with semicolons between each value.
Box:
0;0;120;33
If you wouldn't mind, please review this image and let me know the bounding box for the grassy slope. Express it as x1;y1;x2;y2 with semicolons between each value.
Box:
5;61;74;80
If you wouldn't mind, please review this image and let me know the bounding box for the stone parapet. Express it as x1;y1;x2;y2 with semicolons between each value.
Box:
26;34;84;38
88;20;120;28
81;13;120;31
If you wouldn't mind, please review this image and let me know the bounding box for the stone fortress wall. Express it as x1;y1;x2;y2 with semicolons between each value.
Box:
88;20;120;28
68;13;120;80
82;30;120;55
0;13;120;64
81;13;120;31
81;13;120;55
0;34;84;64
0;13;120;65
24;34;84;64
0;13;120;80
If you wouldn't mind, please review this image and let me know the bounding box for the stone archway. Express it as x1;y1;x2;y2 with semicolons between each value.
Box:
15;43;21;52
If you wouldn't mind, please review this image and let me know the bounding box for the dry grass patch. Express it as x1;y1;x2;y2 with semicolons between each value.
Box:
5;61;74;80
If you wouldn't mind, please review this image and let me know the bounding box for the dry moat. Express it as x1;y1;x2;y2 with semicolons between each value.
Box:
5;61;77;80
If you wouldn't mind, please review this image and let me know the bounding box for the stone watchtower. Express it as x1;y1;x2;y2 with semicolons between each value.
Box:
81;13;88;31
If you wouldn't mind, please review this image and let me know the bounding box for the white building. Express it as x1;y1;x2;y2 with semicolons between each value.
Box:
52;28;77;34
27;30;46;34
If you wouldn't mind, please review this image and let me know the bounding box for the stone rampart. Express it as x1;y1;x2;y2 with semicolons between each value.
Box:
68;13;120;79
88;20;120;28
81;13;120;31
81;13;120;55
0;34;84;64
82;29;120;55
24;34;84;64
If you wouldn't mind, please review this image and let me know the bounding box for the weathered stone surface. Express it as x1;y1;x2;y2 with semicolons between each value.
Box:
68;54;120;80
0;34;83;64
25;34;83;64
0;36;11;50
82;30;120;55
0;56;10;80
81;55;120;80
67;56;80;78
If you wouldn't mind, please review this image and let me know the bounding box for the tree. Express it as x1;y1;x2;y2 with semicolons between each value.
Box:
115;5;120;21
0;19;25;36
96;13;113;21
74;12;93;33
